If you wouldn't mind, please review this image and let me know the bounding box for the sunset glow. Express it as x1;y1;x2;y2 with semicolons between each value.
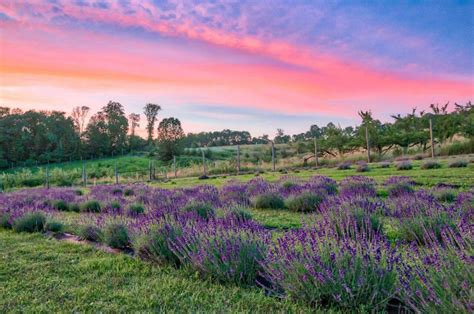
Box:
1;0;472;135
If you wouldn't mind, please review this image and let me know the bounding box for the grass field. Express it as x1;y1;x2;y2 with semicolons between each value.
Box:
0;230;313;313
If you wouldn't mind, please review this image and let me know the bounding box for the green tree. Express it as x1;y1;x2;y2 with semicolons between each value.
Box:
157;117;185;161
144;103;161;144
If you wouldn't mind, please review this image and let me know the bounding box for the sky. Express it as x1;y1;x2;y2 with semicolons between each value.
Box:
0;0;473;137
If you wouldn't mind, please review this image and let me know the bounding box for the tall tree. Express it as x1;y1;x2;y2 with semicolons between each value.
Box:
102;101;129;154
128;113;140;136
157;117;184;161
144;103;161;144
71;106;90;135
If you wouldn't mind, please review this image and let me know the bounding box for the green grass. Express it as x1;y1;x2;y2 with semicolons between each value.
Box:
0;230;314;312
157;159;474;189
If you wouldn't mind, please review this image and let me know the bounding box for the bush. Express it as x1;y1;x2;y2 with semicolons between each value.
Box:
104;223;130;249
123;188;134;196
254;193;285;209
337;162;352;170
421;160;441;169
172;220;269;285
448;159;468;168
396;160;413;170
412;154;424;160
134;221;183;266
433;188;456;203
51;200;69;211
69;203;80;213
128;203;145;216
379;161;391;168
77;225;103;242
109;200;121;210
227;206;253;222
182;202;216;220
74;189;84;196
286;192;325;212
13;212;46;233
0;213;12;229
355;162;370;172
261;228;399;311
80;200;102;213
44;220;64;233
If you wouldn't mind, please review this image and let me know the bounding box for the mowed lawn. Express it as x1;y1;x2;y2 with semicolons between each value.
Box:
0;230;313;313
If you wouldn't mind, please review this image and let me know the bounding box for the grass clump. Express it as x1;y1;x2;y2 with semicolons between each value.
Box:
80;200;102;213
77;225;103;242
104;223;130;249
182;202;216;220
51;200;69;211
128;203;145;216
285;192;325;212
13;212;46;233
421;160;441;169
254;193;285;209
0;213;12;229
396;160;413;170
448;159;468;168
227;206;253;222
45;220;64;233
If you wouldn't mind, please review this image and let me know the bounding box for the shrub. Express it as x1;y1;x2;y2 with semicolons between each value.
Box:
109;200;121;210
384;176;416;198
285;192;325;212
182;202;216;220
51;200;69;211
397;214;457;245
134;221;183;266
69;203;80;213
355;162;370;172
379;161;391;168
396;160;413;170
433;188;456;203
104;223;130;249
123;188;134;196
78;225;103;242
128;203;145;216
448;159;468;168
254;192;285;209
172;220;269;285
400;231;473;313
74;189;84;196
111;188;123;195
421;160;441;169
412;154;424;160
13;212;46;233
261;228;399;311
80;200;102;213
337;162;352;170
0;213;12;229
44;220;63;233
339;176;377;197
227;206;253;222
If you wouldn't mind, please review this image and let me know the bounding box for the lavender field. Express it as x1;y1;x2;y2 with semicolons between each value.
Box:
1;174;473;312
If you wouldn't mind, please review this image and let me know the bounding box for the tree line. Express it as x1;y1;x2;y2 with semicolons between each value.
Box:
0;101;472;168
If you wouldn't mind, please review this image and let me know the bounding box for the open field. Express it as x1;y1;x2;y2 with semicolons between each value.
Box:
1;162;472;312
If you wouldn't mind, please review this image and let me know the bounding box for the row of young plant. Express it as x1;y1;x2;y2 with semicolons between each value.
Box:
336;157;470;172
0;176;472;312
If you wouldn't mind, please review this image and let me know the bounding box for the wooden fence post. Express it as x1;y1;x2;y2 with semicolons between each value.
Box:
271;141;275;171
82;162;87;186
237;145;241;174
173;155;177;178
45;164;50;189
114;162;119;184
314;137;319;167
149;160;152;181
365;125;371;163
202;148;207;176
429;118;435;158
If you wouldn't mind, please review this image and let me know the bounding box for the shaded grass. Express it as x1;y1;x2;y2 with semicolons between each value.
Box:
0;230;313;313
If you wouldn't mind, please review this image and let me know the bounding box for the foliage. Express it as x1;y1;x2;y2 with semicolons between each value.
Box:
253;193;285;209
421;160;441;169
77;225;103;242
13;212;46;233
80;200;102;213
157;117;185;161
44;220;64;233
448;159;468;168
396;160;413;170
181;202;215;220
104;223;130;249
127;203;145;216
285;192;325;212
